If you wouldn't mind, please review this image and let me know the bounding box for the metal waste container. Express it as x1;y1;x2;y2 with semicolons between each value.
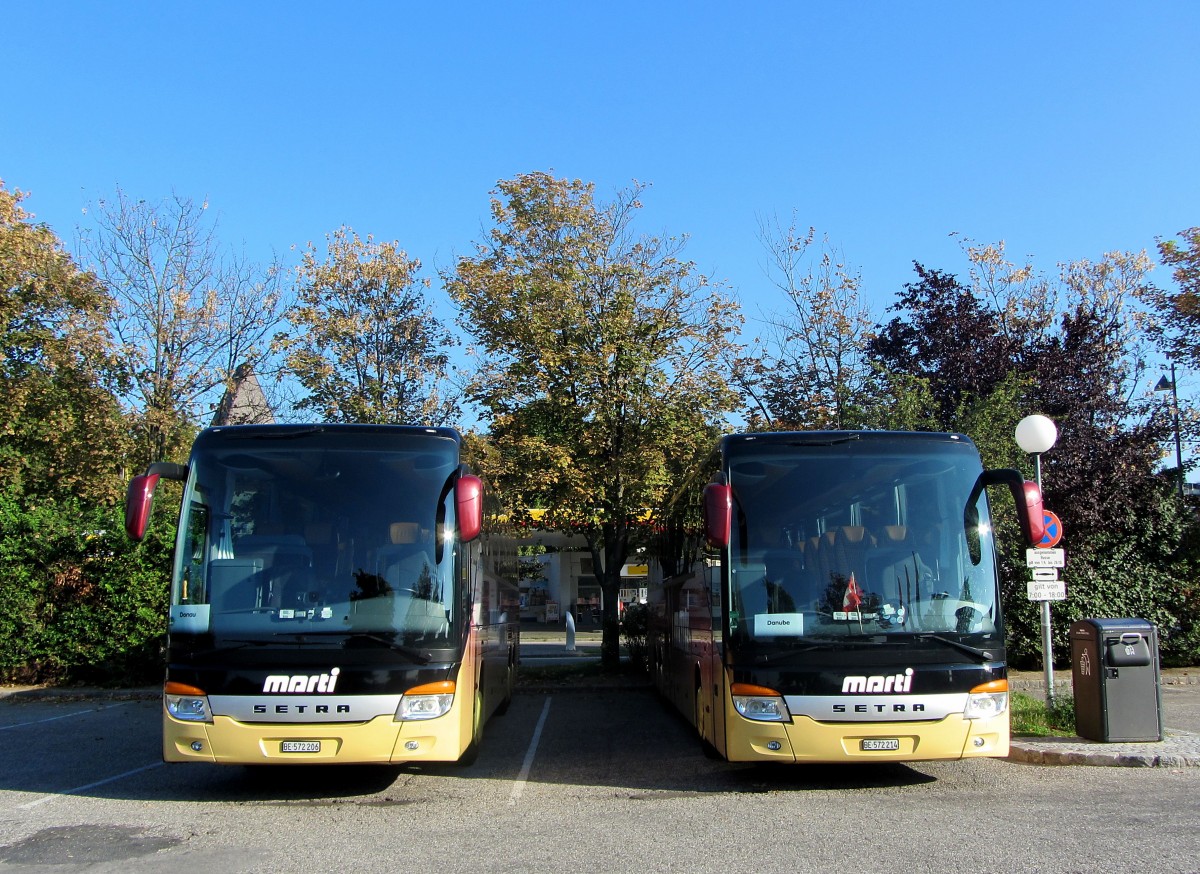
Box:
1069;618;1163;742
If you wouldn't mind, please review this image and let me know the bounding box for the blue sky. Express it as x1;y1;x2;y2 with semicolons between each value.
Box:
4;2;1198;334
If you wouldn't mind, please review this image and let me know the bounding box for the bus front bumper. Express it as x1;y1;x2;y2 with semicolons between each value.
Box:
723;708;1010;764
163;711;470;765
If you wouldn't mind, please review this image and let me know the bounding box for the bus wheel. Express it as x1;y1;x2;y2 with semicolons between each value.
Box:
457;686;484;767
496;666;514;715
695;682;721;760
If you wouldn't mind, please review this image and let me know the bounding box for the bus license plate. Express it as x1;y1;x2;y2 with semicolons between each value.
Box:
861;738;900;751
281;741;321;753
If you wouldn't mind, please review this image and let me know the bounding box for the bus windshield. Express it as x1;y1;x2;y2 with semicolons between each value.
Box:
170;428;461;643
725;435;1001;649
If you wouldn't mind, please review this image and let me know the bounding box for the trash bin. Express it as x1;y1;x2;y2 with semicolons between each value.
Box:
1069;618;1163;742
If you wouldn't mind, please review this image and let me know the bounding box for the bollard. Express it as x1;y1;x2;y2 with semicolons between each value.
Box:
565;610;576;652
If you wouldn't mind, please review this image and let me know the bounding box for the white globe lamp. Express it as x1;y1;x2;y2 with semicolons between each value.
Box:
1015;414;1057;456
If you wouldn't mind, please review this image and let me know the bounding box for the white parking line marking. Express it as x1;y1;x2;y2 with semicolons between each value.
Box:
509;697;551;805
17;762;164;810
0;701;133;731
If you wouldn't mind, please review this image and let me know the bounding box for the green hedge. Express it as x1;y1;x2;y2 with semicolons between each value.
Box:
0;492;173;685
1001;538;1200;669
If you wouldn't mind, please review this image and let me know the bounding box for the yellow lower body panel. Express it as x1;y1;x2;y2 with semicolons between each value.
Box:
164;707;472;765
722;700;1009;763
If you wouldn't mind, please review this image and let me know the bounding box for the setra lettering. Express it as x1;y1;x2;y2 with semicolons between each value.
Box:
267;704;351;714
833;702;927;713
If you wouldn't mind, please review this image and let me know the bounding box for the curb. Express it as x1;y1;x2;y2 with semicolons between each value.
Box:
1008;730;1200;768
0;685;160;703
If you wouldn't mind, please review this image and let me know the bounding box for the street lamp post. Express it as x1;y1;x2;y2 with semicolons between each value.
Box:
1016;414;1058;705
1154;363;1184;498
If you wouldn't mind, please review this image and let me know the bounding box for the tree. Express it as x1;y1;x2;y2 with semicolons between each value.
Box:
0;181;170;684
869;243;1195;665
80;188;283;466
870;262;1029;424
739;216;875;430
1144;227;1200;369
276;227;458;425
446;173;742;666
0;180;130;504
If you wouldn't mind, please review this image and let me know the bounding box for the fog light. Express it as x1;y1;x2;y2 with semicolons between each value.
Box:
405;741;420;751
190;741;204;752
973;737;985;748
766;741;782;751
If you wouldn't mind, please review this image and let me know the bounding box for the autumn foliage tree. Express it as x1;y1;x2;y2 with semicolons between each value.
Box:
870;244;1192;665
0;181;129;504
277;227;458;425
80;188;283;467
740;216;875;430
446;173;742;666
0;181;170;683
1144;227;1200;370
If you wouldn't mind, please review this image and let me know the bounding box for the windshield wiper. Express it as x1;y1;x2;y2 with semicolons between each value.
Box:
272;630;433;664
912;633;995;662
744;635;891;665
186;638;269;657
747;643;835;666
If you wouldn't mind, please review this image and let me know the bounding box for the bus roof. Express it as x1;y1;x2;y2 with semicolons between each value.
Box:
719;430;976;453
195;423;463;447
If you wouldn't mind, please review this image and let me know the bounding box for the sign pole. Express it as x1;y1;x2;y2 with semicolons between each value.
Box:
1034;452;1056;707
1017;414;1060;708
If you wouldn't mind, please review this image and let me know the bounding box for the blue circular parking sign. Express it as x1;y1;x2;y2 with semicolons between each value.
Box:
1037;510;1062;548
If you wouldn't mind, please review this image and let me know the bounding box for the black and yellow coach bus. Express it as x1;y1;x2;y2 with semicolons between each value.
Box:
126;424;518;766
648;431;1044;764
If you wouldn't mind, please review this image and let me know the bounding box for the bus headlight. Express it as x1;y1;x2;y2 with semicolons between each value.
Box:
964;679;1009;720
164;682;212;723
731;682;791;722
396;681;455;721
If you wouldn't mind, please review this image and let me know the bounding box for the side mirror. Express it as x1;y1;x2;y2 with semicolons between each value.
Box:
125;474;161;541
456;474;483;542
1019;480;1046;546
965;468;1046;547
124;462;188;541
703;483;732;548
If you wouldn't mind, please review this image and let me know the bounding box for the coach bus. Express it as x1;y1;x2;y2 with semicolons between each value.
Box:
126;424;519;766
648;430;1044;764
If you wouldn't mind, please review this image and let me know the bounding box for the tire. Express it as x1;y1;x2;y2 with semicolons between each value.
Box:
494;660;514;716
457;686;484;767
696;675;721;760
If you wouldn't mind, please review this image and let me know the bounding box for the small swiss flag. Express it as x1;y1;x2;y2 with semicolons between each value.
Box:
843;572;863;611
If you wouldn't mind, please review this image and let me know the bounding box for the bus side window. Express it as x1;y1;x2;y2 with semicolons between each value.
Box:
181;502;208;604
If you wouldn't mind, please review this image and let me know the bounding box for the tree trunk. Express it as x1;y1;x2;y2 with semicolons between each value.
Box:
590;520;630;669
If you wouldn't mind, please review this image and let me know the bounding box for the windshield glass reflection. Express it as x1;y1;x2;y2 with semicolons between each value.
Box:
726;437;999;646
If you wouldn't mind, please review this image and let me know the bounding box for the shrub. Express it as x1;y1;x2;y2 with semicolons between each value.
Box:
0;492;173;685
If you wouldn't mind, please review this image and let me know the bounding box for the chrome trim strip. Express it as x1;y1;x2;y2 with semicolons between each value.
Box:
785;693;969;722
209;695;402;724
